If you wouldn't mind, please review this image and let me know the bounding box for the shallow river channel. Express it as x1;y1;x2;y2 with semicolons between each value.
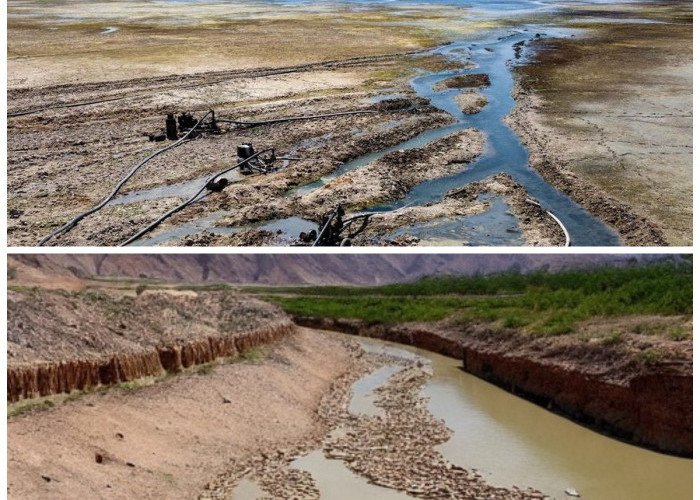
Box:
233;335;692;500
132;22;622;246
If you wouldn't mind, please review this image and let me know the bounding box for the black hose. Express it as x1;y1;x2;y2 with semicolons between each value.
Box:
120;148;274;246
8;96;128;118
312;213;338;247
37;110;214;246
278;156;344;164
219;110;375;127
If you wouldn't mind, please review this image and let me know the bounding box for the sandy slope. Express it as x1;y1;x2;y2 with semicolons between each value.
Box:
7;328;354;500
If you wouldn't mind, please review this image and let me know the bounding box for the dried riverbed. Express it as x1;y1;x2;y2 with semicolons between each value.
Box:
204;335;546;500
7;0;691;247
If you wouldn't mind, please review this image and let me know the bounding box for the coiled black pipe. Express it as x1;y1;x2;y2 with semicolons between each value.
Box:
37;111;214;246
120;148;274;246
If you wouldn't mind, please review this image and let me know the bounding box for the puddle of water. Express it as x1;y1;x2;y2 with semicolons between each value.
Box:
110;171;244;206
349;336;692;500
389;196;525;245
348;365;402;417
134;212;316;246
209;216;317;238
109;177;207;206
229;478;266;500
292;450;413;500
132;209;226;246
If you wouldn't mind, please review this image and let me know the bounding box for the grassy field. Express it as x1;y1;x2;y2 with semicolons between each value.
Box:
261;261;692;336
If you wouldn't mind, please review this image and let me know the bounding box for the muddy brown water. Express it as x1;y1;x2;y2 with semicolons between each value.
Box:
233;335;691;499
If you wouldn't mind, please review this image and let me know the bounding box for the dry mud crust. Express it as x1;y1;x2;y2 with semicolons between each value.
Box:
433;73;490;92
7;0;468;89
205;101;454;225
6;328;358;500
293;128;483;215
294;316;692;457
507;14;692;246
353;172;565;246
8;74;452;246
203;336;545;500
323;365;545;499
7;287;294;400
454;90;488;114
7;50;426;113
175;172;564;247
201;337;382;499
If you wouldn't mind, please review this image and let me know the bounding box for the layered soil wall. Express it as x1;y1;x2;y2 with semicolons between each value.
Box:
462;347;691;457
7;321;295;402
294;316;692;457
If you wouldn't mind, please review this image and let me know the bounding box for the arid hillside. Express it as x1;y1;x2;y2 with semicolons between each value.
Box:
8;254;672;287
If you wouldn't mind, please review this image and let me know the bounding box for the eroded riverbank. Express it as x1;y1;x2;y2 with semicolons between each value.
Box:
294;316;692;458
7;264;692;499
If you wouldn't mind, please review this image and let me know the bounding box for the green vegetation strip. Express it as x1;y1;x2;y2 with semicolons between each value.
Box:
264;263;692;336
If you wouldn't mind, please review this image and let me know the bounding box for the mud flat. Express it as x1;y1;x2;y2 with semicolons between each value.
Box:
201;337;546;500
507;1;693;245
7;0;691;247
347;173;565;246
7;0;474;89
5;0;586;248
7;84;458;246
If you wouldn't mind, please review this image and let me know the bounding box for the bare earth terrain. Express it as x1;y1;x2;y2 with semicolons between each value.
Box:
7;278;554;499
6;259;692;497
508;2;693;245
7;0;692;246
7;328;356;499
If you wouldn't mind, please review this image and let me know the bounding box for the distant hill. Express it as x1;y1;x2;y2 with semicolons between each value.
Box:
7;254;679;287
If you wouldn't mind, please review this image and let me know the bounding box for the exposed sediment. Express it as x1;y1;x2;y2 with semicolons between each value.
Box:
294;316;692;457
505;11;693;246
7;327;357;500
323;363;545;499
7;288;295;401
202;340;546;500
294;128;483;215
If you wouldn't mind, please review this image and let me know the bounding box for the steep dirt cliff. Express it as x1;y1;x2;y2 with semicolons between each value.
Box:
7;288;295;401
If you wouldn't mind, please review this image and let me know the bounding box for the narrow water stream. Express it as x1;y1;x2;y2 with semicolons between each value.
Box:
299;30;620;245
124;26;622;246
380;31;620;246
